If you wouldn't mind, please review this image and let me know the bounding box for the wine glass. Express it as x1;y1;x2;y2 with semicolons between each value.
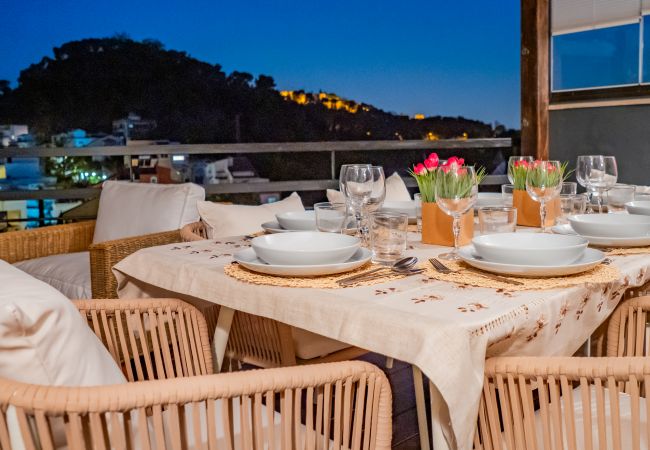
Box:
434;165;478;260
526;160;562;232
365;166;386;214
585;156;618;214
342;164;373;237
507;156;533;183
339;164;370;231
576;155;598;210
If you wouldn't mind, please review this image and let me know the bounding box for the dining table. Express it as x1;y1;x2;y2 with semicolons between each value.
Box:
113;228;650;450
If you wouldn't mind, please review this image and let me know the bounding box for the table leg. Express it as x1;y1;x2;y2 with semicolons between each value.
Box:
429;380;451;450
412;366;431;450
213;306;235;373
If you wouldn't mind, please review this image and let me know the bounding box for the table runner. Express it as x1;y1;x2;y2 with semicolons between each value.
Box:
114;232;650;450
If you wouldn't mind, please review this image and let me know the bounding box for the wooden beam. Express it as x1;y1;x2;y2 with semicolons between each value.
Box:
521;0;550;159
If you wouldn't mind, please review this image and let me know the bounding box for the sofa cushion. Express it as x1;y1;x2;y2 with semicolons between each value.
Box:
14;251;91;299
197;192;304;238
292;327;350;360
93;181;205;244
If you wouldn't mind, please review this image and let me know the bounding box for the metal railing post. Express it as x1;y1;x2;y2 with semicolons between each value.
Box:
330;150;336;180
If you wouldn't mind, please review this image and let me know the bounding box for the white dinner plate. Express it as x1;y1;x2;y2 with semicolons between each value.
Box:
552;223;650;247
458;246;606;277
251;232;360;265
233;247;372;276
261;221;293;233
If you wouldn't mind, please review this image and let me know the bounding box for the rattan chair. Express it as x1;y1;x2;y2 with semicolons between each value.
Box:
0;298;392;450
0;220;182;299
180;220;370;369
474;295;650;450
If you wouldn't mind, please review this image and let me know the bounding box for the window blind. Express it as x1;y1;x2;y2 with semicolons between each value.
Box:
552;0;641;34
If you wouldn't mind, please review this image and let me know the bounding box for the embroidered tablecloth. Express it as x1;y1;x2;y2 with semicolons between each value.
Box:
114;232;650;450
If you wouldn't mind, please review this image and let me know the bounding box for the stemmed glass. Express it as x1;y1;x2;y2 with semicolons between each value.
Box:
507;156;533;183
342;164;373;237
434;165;478;260
364;166;386;214
584;156;618;214
576;155;598;210
339;164;369;232
526;160;562;232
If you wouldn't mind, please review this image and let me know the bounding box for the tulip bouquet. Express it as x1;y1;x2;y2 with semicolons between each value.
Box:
510;159;571;190
409;153;485;201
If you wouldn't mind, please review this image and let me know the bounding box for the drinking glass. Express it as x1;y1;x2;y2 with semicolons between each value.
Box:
314;202;348;233
369;212;408;264
573;193;588;215
364;166;386;214
582;155;618;213
526;160;562;233
434;165;478;260
508;156;534;183
414;193;422;232
478;207;517;234
342;164;373;236
501;184;514;207
607;184;635;212
560;182;577;195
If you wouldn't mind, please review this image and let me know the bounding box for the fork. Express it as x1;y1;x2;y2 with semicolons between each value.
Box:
429;258;524;286
337;268;424;286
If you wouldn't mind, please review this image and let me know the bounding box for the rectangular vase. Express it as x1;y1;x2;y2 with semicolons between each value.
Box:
421;202;473;246
513;189;560;227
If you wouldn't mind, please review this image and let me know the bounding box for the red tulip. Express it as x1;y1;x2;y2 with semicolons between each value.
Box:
424;157;437;172
427;153;439;167
414;163;426;176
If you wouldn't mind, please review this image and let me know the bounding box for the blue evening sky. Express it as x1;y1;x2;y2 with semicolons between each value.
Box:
1;0;521;127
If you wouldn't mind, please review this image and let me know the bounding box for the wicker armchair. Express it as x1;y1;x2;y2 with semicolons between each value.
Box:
474;295;650;450
0;298;392;450
180;220;369;369
0;220;182;298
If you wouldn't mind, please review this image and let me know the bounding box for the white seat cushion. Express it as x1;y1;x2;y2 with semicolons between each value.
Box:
292;327;350;360
529;385;648;449
197;192;305;238
14;252;91;299
93;181;205;244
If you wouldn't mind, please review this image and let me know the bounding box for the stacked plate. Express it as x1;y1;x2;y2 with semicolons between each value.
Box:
459;232;604;276
233;232;371;276
553;214;650;247
262;211;317;233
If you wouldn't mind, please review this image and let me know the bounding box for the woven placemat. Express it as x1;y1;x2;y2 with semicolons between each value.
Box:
606;246;650;256
421;261;620;291
224;262;409;288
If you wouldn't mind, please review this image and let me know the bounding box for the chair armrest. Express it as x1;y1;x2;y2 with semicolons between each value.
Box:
89;229;182;298
73;298;213;380
607;295;650;356
1;361;392;450
0;221;95;263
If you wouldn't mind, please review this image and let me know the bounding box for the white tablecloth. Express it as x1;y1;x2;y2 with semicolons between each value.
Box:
114;233;650;450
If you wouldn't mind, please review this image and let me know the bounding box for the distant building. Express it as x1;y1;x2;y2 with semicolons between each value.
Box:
51;129;124;148
113;113;157;140
190;156;267;185
0;124;29;147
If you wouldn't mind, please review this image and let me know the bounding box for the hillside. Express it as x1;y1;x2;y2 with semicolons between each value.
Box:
0;36;512;143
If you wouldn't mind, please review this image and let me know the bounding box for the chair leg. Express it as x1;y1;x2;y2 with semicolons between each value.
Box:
412;366;431;450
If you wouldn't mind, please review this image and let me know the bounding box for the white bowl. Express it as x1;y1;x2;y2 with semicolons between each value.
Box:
568;214;650;238
472;232;588;266
251;232;360;265
625;201;650;216
275;211;316;231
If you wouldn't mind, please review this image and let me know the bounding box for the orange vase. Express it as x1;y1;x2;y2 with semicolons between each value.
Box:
513;189;560;227
421;202;474;246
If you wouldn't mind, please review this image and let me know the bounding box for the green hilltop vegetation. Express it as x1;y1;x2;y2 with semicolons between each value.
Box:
0;36;516;144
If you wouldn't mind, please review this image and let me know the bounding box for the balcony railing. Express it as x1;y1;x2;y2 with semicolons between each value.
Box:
0;138;513;204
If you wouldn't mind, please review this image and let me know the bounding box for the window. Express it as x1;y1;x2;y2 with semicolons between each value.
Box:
551;0;648;92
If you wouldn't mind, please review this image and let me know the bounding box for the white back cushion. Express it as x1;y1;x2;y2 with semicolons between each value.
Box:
197;192;304;238
0;260;126;386
93;181;205;244
385;172;412;201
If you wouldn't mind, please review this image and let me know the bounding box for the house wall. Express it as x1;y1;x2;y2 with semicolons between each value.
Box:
549;105;650;185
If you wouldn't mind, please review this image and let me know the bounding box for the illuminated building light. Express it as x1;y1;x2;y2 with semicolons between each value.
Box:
414;114;425;120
